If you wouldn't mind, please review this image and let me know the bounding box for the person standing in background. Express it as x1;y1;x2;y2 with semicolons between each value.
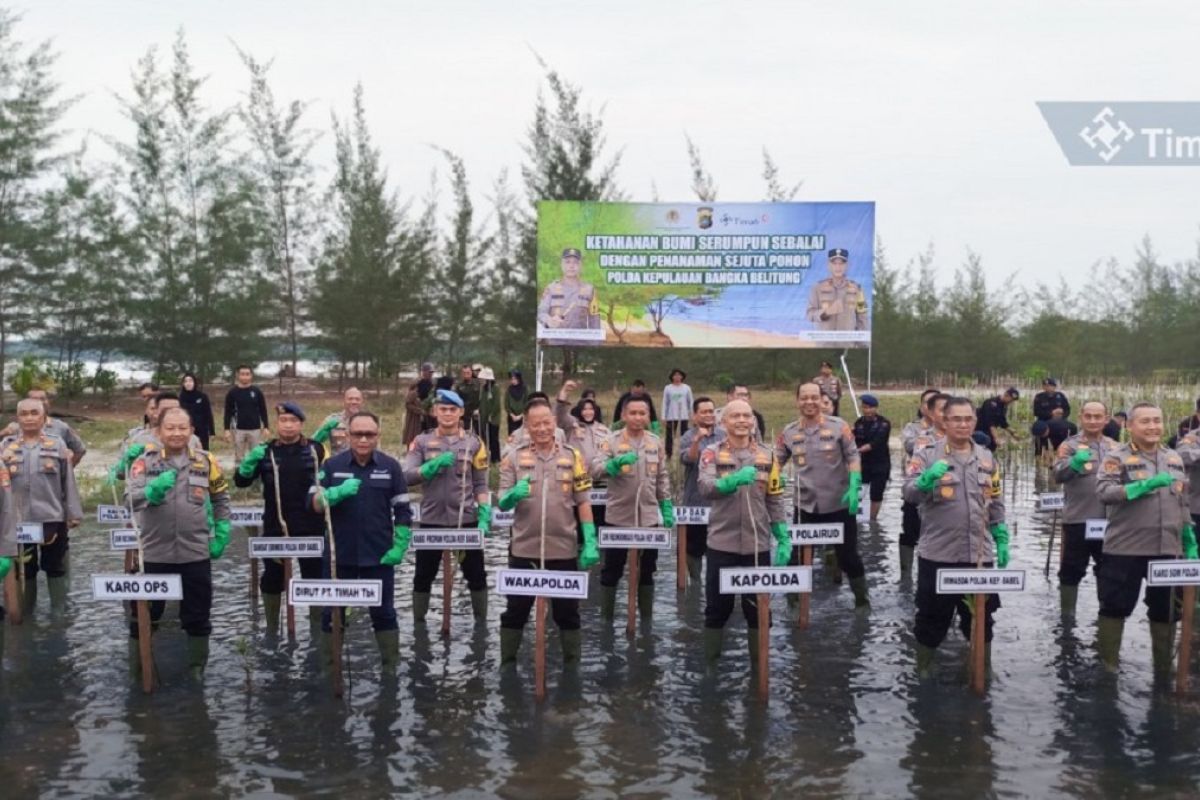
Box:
661;369;693;459
478;367;502;463
506;370;529;435
813;361;844;418
179;373;215;450
223;365;271;466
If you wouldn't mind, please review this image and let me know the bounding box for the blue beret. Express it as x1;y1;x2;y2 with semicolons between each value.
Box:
435;389;464;408
860;394;879;407
276;401;305;421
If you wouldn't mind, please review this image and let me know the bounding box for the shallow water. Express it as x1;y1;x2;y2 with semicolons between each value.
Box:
3;452;1200;799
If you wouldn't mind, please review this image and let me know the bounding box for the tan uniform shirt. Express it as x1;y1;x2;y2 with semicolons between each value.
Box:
1;434;83;524
402;429;489;525
0;469;16;557
592;429;670;527
901;420;934;457
775;416;860;514
813;374;842;403
902;441;1005;563
698;440;787;555
1052;432;1118;523
499;442;591;561
127;445;232;563
555;401;610;486
538;279;600;329
502;424;564;460
1174;432;1200;515
807;278;867;330
1096;443;1189;557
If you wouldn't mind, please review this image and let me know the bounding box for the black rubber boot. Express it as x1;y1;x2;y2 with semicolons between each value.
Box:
703;627;723;665
375;629;399;667
1096;615;1124;672
470;590;488;623
263;593;282;633
187;635;210;679
637;585;654;623
599;585;617;621
561;628;581;667
412;592;431;624
500;627;523;667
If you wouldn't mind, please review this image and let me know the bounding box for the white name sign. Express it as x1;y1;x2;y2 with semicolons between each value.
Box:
1147;560;1200;586
249;537;325;558
588;490;608;506
92;574;183;601
110;528;140;551
496;569;589;599
1085;519;1108;541
1036;493;1065;512
97;504;132;524
493;509;514;528
289;579;382;607
410;528;484;550
16;522;44;544
675;506;710;525
789;522;845;546
230;506;265;527
719;566;813;595
599;526;671;549
936;569;1027;593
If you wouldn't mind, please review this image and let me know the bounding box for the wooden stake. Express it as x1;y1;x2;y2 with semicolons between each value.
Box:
441;550;453;637
1044;510;1059;577
137;600;154;694
250;556;260;602
331;608;344;698
627;548;639;637
534;596;547;701
676;524;687;590
757;593;770;701
798;546;812;628
4;569;20;626
970;594;987;694
283;559;295;639
1177;585;1195;695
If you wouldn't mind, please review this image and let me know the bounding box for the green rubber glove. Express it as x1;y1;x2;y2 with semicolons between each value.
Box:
650;420;662;436
915;460;950;492
109;442;147;485
841;472;863;515
205;496;215;534
0;556;11;580
579;520;600;569
771;521;791;567
1125;471;1175;501
659;499;676;528
209;519;231;559
715;465;759;495
1184;523;1199;560
498;477;531;511
322;477;361;507
144;469;178;506
605;451;639;477
1069;446;1092;473
312;415;340;444
237;442;269;478
380;525;412;565
477;502;493;537
419;450;456;481
990;522;1010;568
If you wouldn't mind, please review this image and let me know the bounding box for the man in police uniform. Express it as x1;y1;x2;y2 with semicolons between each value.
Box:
316;387;364;456
537;248;601;332
698;399;791;667
403;389;491;624
233;401;328;633
806;249;867;332
496;400;598;667
556;380;611;541
127;407;232;677
976;387;1020;452
1095;403;1195;677
112;393;203;482
777;383;870;610
0;466;14;655
1051;400;1118;619
591;394;674;624
1032;378;1071;456
2;398;83;612
312;411;414;667
454;365;482;435
853;394;891;522
679;396;725;584
812;361;843;418
898;390;941;576
902;397;1009;678
0;389;87;466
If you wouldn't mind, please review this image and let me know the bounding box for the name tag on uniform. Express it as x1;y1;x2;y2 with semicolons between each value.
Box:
17;522;44;544
1085;519;1107;541
370;470;391;482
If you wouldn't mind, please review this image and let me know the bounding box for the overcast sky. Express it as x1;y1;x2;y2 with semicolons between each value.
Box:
15;0;1200;287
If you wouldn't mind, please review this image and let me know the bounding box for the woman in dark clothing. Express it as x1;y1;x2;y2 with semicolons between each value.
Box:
573;387;604;425
179;372;216;449
506;370;528;435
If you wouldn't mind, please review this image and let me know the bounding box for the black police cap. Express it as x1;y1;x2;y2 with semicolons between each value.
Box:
828;248;849;261
561;248;582;260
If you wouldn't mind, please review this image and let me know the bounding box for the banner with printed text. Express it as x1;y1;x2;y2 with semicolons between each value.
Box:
536;201;874;348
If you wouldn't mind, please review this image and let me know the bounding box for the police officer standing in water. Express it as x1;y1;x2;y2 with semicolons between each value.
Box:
537;247;601;333
807;248;867;332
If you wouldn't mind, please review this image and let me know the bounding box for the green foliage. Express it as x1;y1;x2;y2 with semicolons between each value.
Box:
9;356;54;396
48;361;85;399
90;367;117;400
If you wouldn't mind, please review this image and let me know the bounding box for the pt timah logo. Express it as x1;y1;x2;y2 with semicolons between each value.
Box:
1079;107;1133;162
